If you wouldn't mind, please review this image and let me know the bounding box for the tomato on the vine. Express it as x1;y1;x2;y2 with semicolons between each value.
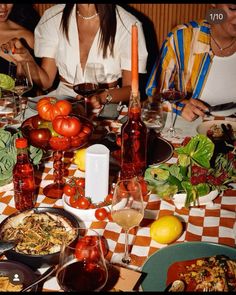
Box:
63;184;76;197
95;208;108;221
73;197;90;209
75;177;85;189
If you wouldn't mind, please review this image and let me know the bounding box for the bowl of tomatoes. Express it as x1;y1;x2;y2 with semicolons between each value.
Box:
62;177;113;222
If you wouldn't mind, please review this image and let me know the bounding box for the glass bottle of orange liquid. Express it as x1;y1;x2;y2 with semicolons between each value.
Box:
13;138;36;211
120;92;147;179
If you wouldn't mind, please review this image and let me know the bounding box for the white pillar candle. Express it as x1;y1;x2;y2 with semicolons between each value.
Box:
85;144;110;204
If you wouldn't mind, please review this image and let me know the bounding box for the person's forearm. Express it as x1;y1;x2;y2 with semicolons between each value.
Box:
98;86;131;104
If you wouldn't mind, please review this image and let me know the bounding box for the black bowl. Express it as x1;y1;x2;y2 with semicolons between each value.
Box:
0;207;80;269
0;260;38;291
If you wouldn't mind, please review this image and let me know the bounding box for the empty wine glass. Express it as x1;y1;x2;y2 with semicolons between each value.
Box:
8;62;33;122
160;69;186;139
111;178;144;264
141;96;165;134
56;228;108;292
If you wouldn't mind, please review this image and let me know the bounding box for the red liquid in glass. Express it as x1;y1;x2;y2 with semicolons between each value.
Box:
57;261;107;291
73;83;99;97
121;95;147;179
13;153;36;211
161;89;185;103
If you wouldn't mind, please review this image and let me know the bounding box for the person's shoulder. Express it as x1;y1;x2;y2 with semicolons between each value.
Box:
40;4;65;21
116;5;141;25
171;19;209;34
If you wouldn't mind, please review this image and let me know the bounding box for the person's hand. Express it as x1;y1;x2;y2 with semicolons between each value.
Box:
75;94;102;109
1;38;34;63
181;98;209;121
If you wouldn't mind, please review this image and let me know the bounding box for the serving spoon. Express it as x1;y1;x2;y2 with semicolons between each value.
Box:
0;240;17;255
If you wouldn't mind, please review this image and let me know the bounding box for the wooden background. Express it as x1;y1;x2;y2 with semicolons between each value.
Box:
33;3;211;92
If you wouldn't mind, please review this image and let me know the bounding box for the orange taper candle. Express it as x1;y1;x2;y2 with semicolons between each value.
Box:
131;23;139;96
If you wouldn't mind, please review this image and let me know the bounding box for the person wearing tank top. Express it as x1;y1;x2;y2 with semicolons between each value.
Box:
146;3;236;122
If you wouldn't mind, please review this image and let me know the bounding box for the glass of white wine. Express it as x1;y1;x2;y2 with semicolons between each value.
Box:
8;62;33;122
111;177;144;264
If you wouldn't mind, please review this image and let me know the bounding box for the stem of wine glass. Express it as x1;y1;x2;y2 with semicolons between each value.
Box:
169;102;176;137
122;230;131;264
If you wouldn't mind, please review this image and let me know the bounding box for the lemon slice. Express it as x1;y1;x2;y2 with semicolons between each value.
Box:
0;74;15;91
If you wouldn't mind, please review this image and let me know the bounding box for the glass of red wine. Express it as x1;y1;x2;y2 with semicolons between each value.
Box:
160;70;186;139
73;63;105;116
56;228;108;292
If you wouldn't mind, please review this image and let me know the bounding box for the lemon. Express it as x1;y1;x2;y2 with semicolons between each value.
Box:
0;74;15;91
74;148;87;171
150;215;183;244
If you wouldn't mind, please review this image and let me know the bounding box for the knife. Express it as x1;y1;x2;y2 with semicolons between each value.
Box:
206;101;236;113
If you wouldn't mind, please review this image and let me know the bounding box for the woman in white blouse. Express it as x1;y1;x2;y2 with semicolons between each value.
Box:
2;4;148;109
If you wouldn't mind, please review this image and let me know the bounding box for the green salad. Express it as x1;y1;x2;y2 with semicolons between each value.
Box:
144;134;236;208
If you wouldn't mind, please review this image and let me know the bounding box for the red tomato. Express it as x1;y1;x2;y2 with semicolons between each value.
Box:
105;193;113;205
52;115;82;137
75;177;85;188
37;97;72;121
73;197;90;209
75;236;108;261
49;136;71;150
63;184;76;197
137;177;149;196
29;128;51;149
70;134;84;147
95;208;108;221
32;115;46;128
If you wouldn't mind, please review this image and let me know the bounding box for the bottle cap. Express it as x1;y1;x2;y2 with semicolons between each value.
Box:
15;138;28;148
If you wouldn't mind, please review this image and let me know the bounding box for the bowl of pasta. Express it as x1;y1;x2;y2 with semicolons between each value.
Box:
0;207;79;269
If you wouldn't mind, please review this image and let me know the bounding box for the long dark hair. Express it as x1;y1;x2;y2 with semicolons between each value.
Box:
8;4;40;32
61;4;117;58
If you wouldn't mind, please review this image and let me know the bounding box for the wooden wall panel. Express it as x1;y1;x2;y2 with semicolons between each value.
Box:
33;3;211;49
129;3;211;46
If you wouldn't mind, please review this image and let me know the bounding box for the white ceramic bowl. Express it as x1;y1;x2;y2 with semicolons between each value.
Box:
62;194;111;222
172;189;218;209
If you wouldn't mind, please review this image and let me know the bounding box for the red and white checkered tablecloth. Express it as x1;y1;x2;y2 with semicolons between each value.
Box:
0;111;235;291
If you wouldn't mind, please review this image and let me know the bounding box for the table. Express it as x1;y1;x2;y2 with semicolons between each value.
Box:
0;105;235;291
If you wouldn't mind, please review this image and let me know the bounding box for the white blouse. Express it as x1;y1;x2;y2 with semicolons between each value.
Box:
199;53;236;105
34;4;148;97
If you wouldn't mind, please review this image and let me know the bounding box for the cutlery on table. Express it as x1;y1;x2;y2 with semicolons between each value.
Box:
20;265;57;292
0;240;17;255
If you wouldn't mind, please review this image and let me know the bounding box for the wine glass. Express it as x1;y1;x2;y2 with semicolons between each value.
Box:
73;63;105;116
56;228;108;292
0;89;21;127
141;96;165;134
8;62;33;122
160;69;186;139
111;178;144;264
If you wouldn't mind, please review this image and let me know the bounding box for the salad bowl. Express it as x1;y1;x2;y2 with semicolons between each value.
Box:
172;189;218;209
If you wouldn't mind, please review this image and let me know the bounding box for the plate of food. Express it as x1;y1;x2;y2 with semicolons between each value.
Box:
0;260;38;292
0;207;79;269
141;241;236;291
196;120;236;139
